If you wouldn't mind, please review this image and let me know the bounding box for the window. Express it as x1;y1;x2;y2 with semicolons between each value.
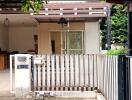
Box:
62;31;84;54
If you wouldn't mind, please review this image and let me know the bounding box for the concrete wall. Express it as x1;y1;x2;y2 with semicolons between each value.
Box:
85;22;100;54
0;24;8;51
8;26;37;53
38;22;85;54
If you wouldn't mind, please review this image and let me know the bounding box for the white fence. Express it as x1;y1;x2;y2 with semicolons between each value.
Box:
31;54;118;100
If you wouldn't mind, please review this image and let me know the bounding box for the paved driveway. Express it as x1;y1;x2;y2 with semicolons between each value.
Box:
0;70;10;94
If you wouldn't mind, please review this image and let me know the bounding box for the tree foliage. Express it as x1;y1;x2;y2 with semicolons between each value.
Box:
100;4;128;49
100;17;107;49
111;4;128;44
21;0;48;13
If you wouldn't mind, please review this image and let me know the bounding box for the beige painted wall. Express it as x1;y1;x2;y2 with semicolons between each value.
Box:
8;26;37;53
85;21;100;54
0;24;8;51
38;22;85;54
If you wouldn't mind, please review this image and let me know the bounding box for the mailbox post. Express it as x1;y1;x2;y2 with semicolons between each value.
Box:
14;54;32;98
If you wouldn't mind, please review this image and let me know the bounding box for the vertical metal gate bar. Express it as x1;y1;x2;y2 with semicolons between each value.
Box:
115;56;118;100
89;54;94;87
75;55;79;89
51;55;55;90
93;55;98;88
42;55;46;90
60;55;65;90
33;57;37;91
84;55;89;88
47;55;50;91
38;64;41;91
70;55;74;89
56;55;60;90
65;55;69;90
80;55;84;88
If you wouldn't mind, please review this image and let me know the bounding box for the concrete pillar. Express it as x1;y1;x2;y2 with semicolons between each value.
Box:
84;21;100;54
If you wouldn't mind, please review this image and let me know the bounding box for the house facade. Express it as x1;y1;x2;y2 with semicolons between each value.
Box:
0;1;110;57
33;2;110;54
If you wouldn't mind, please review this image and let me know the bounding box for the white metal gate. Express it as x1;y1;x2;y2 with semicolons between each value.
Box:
32;54;93;91
31;54;118;100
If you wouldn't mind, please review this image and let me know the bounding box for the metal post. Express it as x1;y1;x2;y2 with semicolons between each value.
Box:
107;7;111;50
118;55;131;100
127;3;132;100
128;2;132;55
118;55;125;100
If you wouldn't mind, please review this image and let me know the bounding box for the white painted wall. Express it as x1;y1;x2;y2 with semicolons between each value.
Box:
0;24;8;51
85;22;100;54
8;26;37;53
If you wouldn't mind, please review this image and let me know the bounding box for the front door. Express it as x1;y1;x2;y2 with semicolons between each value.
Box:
50;32;61;54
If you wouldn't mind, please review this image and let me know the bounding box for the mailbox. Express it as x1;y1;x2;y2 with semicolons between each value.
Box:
14;54;32;98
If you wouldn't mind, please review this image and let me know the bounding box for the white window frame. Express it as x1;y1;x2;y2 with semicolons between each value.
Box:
61;30;84;54
49;30;84;54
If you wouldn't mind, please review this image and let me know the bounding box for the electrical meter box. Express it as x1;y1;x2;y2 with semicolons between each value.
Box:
14;54;31;97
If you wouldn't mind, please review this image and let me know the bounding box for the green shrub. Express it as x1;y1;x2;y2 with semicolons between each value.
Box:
106;48;128;55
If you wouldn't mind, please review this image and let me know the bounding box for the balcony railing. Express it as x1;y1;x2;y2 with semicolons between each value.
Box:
33;3;110;19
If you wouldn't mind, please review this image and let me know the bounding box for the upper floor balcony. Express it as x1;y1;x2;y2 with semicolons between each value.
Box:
33;2;110;22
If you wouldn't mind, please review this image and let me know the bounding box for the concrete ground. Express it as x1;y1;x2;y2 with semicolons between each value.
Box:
0;70;97;100
0;69;14;99
0;70;10;94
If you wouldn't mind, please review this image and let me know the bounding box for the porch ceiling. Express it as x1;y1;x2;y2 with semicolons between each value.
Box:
0;14;37;26
33;2;110;22
35;17;100;23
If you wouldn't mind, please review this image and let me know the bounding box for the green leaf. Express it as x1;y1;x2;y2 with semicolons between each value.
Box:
21;0;48;13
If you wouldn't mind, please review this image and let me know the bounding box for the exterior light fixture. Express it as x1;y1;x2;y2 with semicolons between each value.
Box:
58;17;68;28
4;16;9;27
